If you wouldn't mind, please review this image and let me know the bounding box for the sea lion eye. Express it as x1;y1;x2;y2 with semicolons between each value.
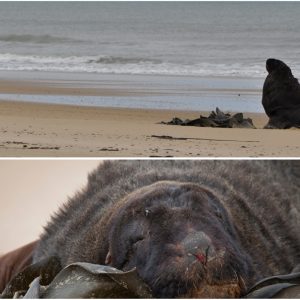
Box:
144;209;151;217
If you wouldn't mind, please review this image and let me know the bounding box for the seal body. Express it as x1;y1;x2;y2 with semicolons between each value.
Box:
33;161;300;298
262;58;300;128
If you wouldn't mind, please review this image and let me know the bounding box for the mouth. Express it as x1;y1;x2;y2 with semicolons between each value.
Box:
179;263;246;298
150;274;245;298
147;259;247;298
183;281;243;298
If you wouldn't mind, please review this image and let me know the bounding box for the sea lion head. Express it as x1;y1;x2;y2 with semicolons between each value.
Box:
266;58;292;77
102;181;254;298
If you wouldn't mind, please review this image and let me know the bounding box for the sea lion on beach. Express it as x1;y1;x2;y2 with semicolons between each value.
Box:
32;161;300;298
262;58;300;128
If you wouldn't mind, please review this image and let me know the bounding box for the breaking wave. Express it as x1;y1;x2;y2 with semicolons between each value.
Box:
0;53;268;77
87;56;162;65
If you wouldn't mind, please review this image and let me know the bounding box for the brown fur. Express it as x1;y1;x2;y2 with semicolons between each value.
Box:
33;160;300;297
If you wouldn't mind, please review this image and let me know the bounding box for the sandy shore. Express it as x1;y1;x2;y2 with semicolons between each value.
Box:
0;98;299;157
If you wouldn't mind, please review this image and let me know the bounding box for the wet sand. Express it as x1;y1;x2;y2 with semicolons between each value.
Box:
0;97;299;157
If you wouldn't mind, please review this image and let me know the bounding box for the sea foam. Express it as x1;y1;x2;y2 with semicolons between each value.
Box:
0;53;267;77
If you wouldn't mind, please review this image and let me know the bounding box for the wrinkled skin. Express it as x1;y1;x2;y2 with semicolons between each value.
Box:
33;161;300;298
103;182;253;298
262;58;300;129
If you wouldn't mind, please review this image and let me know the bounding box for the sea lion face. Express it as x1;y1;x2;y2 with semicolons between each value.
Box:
104;181;254;298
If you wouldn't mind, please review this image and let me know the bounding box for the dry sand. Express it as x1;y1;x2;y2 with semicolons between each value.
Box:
0;98;299;157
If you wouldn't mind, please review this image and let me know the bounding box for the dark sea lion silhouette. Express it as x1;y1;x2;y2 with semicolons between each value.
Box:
262;58;300;128
33;161;300;298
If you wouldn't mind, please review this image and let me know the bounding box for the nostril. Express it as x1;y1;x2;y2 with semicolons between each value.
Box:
187;246;209;266
192;249;208;265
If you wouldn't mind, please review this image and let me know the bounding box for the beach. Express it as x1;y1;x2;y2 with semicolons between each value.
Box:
0;1;299;157
0;77;299;157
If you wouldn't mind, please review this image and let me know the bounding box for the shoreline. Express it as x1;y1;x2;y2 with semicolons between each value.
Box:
0;98;299;157
0;73;264;113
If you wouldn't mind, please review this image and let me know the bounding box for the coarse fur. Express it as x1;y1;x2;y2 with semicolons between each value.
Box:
262;58;300;129
33;160;300;298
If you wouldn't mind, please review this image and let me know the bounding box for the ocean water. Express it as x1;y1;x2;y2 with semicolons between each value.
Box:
0;2;300;78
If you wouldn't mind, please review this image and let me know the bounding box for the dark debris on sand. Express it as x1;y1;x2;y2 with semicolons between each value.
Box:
161;107;256;129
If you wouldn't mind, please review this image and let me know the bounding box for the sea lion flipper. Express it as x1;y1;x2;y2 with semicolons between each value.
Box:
0;256;61;299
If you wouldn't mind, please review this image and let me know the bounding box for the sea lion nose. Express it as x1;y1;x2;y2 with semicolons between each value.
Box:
182;231;216;265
